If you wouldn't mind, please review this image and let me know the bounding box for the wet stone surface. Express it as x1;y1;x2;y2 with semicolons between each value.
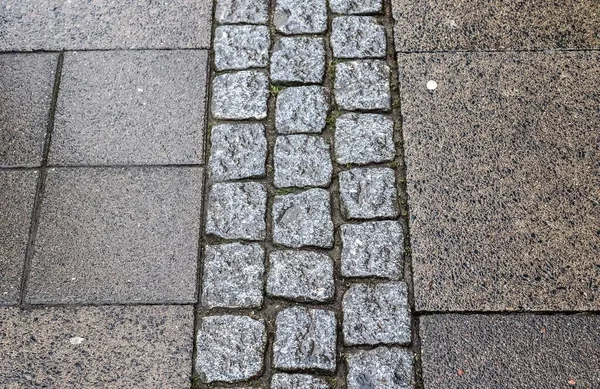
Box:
274;0;327;34
276;86;329;134
274;135;332;188
331;16;386;58
214;25;270;71
215;0;269;24
271;37;326;84
330;0;383;14
334;113;395;165
346;347;414;389
334;60;391;110
211;70;269;120
271;373;330;388
339;167;399;219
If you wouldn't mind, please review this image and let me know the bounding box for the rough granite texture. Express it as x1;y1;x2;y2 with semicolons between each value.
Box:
196;315;266;383
206;182;267;241
334;60;391;110
339;168;399;219
420;314;600;388
215;0;269;24
330;0;383;14
273;307;337;372
274;135;332;188
334;113;395;164
271;373;330;388
276;86;329;134
274;0;327;34
0;305;194;388
346;347;414;389
271;37;326;84
331;17;386;58
212;71;269;120
214;25;270;70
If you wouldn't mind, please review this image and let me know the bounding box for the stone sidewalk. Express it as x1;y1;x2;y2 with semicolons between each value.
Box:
1;1;599;388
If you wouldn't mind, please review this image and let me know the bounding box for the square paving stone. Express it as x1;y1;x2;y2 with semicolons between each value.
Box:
341;221;403;279
206;182;267;240
339;167;399;219
274;135;332;188
271;37;326;84
420;314;600;388
0;305;194;388
346;347;414;389
343;282;411;346
212;70;269;120
271;373;330;388
273;189;334;248
0;0;213;51
331;17;386;58
214;25;270;71
334;113;395;165
196;315;266;383
400;51;600;311
50;50;207;166
267;250;334;302
330;0;383;14
208;123;267;182
276;86;329;134
0;53;56;167
334;60;391;110
215;0;269;24
274;0;327;34
26;167;202;304
0;171;38;305
201;243;265;309
273;307;337;372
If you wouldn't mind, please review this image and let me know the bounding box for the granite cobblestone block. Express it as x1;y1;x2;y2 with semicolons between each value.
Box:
334;113;395;164
215;0;269;24
334;60;391;110
274;0;327;34
271;37;326;84
212;71;269;120
271;373;330;388
339;167;399;219
346;347;414;388
214;25;270;70
276;86;329;134
331;16;386;58
330;0;383;14
274;135;332;188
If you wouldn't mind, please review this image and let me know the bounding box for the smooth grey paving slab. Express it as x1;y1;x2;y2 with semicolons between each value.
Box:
51;50;207;166
331;17;386;58
334;113;395;165
400;51;600;311
212;71;269;120
0;171;38;305
420;314;600;388
274;135;332;188
0;305;193;388
215;0;269;24
214;25;270;71
26;167;202;304
330;0;383;14
0;53;56;167
274;0;327;34
271;373;330;388
334;60;391;111
276;86;329;134
271;37;326;84
346;347;414;389
0;0;213;51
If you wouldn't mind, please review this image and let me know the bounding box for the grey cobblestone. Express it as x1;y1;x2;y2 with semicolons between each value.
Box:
271;373;330;388
214;25;270;70
276;86;328;134
334;113;395;164
212;71;268;120
271;37;325;84
215;0;269;24
331;17;386;58
339;167;398;219
274;135;332;188
330;0;383;14
346;347;414;388
274;0;327;34
334;60;391;110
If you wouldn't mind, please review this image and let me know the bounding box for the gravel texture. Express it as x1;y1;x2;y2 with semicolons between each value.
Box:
334;60;391;110
276;86;329;134
214;25;270;70
271;37;326;84
274;0;327;34
331;16;386;58
215;0;269;24
339;167;399;219
346;347;414;388
334;113;395;164
212;70;269;120
274;135;332;188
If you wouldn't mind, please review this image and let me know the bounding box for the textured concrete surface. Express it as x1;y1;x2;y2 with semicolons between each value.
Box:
400;51;600;311
420;314;600;388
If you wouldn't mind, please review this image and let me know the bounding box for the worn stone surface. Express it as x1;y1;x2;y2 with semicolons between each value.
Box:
51;50;207;166
271;37;325;84
274;135;332;188
420;314;600;388
202;243;264;309
272;189;334;248
212;71;269;120
208;123;267;182
267;250;334;302
334;113;395;165
271;373;330;389
346;347;414;389
339;168;398;219
400;52;600;311
341;221;403;279
331;17;386;58
330;0;383;14
214;25;270;70
273;307;337;372
276;86;328;134
274;0;327;34
334;60;391;110
0;305;193;388
196;315;266;383
215;0;269;24
206;182;267;241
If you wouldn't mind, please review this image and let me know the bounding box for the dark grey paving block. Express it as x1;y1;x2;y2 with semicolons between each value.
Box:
0;305;194;388
0;171;38;305
0;1;213;51
420;314;600;388
26;167;202;304
50;50;207;166
0;53;57;167
392;0;600;51
400;51;600;311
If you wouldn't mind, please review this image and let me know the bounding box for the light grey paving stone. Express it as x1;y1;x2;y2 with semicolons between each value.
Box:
267;250;334;302
202;243;265;309
334;113;395;164
343;283;411;346
339;167;399;219
331;17;386;58
334;60;391;110
330;0;383;14
273;307;337;372
196;315;266;383
212;71;269;120
0;171;38;304
215;0;269;24
341;221;403;279
271;37;326;84
271;373;330;388
208;123;267;182
26;167;202;304
346;347;414;389
214;25;270;71
0;53;56;167
50;50;207;166
0;305;194;388
206;182;267;240
273;189;334;248
274;0;327;34
276;86;329;134
274;135;332;188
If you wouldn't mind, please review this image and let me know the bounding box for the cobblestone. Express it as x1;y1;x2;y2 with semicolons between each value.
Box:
346;347;414;388
214;25;270;70
276;86;328;134
271;37;325;84
271;373;330;388
339;167;398;219
274;135;332;188
334;113;395;164
331;17;386;58
215;0;269;24
274;0;327;34
330;0;383;14
212;71;268;120
334;60;391;111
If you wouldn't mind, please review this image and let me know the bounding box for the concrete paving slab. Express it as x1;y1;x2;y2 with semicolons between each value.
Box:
420;314;600;388
400;51;600;311
0;305;193;388
26;167;202;304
